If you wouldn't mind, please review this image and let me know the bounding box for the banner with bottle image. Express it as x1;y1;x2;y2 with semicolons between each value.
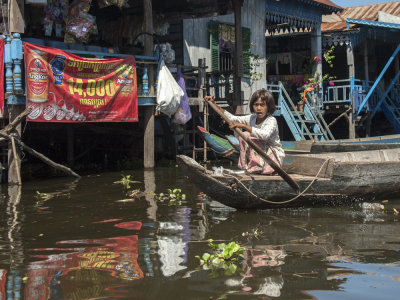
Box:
24;42;138;122
0;39;4;118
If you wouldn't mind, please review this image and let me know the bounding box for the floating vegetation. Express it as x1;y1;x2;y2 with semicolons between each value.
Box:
34;191;51;201
113;175;141;189
242;224;263;240
155;188;186;206
196;239;245;278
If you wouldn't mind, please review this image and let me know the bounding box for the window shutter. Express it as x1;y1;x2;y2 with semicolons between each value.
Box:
242;27;251;78
208;21;220;72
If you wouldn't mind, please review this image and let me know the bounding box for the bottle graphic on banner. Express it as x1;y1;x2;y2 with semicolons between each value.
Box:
142;67;148;96
26;49;50;103
50;55;66;85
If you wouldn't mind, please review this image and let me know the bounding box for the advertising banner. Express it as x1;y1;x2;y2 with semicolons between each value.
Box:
0;269;5;300
0;39;4;118
24;42;138;122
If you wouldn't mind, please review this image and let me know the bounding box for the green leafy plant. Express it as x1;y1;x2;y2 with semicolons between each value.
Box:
196;239;245;278
113;175;141;189
156;188;186;206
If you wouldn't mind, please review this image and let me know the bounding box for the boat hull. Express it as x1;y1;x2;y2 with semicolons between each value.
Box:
177;150;400;209
294;134;400;153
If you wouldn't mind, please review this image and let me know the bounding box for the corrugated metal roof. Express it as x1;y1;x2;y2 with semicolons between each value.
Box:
347;17;400;30
322;1;400;31
313;0;342;10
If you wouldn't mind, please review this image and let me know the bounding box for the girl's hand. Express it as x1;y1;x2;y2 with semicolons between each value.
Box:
229;122;252;133
205;96;223;111
204;96;215;103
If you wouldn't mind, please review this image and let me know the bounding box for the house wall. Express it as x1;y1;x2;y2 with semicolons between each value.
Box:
183;0;266;113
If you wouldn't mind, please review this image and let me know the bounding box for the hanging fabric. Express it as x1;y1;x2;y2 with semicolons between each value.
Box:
172;69;192;125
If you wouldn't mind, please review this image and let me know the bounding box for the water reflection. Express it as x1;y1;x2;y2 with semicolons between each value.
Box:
144;170;157;221
26;220;143;299
0;169;399;299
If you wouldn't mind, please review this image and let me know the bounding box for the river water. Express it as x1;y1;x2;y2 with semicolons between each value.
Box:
0;165;399;299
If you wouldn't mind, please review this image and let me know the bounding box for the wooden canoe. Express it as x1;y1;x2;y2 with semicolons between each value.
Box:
293;134;400;153
177;148;400;209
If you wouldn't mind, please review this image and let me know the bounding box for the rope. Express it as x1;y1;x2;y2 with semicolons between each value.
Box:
224;158;332;205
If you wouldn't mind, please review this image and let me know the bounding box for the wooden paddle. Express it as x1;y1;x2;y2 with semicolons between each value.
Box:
206;99;300;193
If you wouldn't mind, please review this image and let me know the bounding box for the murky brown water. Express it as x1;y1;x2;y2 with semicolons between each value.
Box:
0;165;399;299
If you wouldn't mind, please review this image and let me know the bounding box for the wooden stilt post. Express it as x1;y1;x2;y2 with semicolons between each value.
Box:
347;45;356;139
143;0;155;169
363;42;371;137
197;59;208;163
311;25;322;109
7;106;25;185
7;33;25;185
395;49;399;85
233;0;243;111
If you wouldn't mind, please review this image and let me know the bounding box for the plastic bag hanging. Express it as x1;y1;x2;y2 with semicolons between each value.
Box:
156;58;184;117
172;69;192;125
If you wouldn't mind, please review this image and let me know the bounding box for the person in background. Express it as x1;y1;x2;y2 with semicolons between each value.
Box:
205;89;285;175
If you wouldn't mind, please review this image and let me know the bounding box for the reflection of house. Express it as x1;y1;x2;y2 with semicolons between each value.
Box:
321;1;400;137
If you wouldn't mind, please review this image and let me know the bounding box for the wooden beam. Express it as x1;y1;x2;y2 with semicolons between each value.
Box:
143;0;155;169
2;108;80;180
233;0;243;108
327;107;352;128
9;0;24;33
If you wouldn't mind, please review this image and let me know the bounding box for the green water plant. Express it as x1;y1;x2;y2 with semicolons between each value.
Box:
196;239;245;278
113;175;141;189
34;191;51;201
156;188;186;206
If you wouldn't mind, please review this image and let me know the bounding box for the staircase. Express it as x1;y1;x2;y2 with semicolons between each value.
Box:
267;82;334;141
371;84;400;133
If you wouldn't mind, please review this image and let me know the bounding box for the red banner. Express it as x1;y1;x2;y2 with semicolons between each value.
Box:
0;269;5;300
24;42;138;122
0;39;4;118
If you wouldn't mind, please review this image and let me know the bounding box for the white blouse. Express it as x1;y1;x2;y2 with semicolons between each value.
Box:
224;111;285;164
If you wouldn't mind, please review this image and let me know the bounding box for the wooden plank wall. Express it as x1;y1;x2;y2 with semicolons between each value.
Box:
182;0;266;113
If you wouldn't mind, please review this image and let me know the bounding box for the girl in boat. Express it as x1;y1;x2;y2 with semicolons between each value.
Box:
205;89;284;175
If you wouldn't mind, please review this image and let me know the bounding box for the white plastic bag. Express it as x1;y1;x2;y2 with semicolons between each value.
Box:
156;59;184;117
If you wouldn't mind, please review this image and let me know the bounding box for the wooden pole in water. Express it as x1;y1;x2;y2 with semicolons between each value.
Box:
7;106;25;185
143;0;155;169
233;0;243;109
206;99;300;193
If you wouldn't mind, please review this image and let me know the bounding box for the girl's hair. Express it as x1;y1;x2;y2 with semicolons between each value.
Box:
249;89;276;114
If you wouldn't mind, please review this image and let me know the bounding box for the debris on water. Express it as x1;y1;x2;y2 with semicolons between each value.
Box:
127;189;146;198
382;200;389;203
361;202;384;211
394;208;399;215
212;166;224;176
116;199;135;203
93;219;122;224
